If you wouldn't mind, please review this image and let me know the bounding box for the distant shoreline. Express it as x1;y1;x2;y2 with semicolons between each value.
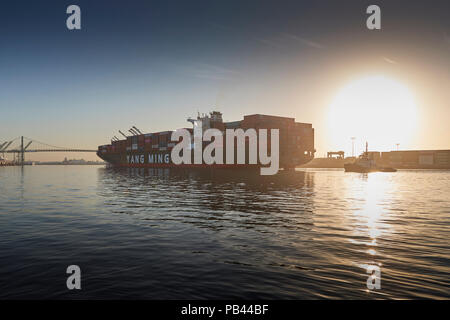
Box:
35;163;105;166
0;162;105;167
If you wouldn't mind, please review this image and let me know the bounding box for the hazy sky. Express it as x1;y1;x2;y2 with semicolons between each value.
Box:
1;0;449;160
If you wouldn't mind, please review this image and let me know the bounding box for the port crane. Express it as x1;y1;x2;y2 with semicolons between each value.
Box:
126;126;144;136
118;130;128;139
132;126;143;135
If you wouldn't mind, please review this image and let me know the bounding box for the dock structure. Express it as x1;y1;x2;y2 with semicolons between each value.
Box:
379;150;450;169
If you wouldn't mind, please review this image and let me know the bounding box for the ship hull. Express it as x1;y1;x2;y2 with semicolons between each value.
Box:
97;150;313;170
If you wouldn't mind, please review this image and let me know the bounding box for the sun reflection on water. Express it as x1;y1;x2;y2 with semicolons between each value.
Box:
348;172;397;241
343;172;399;291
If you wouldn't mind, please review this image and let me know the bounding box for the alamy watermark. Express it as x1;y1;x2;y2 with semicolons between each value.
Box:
171;121;280;175
366;265;381;290
66;265;81;290
66;5;81;30
366;5;381;30
65;4;381;31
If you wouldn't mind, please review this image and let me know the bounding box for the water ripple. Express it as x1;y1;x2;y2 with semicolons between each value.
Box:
0;166;449;299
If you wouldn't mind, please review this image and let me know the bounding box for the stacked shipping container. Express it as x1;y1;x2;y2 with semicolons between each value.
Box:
97;112;315;169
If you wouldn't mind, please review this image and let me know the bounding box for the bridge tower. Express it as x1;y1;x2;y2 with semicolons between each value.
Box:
20;136;24;166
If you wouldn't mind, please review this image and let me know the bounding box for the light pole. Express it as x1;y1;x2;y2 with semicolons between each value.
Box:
351;137;355;157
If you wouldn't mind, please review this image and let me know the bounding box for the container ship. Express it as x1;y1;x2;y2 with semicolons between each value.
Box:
97;111;315;170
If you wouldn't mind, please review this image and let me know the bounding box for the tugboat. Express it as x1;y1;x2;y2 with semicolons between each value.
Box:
344;142;397;173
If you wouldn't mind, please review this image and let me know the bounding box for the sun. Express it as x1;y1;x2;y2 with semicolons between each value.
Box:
327;75;418;155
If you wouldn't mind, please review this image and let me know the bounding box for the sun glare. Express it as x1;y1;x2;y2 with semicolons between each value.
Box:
328;76;418;155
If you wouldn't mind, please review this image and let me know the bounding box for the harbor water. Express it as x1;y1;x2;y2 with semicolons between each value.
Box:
0;166;449;299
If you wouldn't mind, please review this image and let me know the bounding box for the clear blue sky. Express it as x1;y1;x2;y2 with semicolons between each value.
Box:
1;0;449;160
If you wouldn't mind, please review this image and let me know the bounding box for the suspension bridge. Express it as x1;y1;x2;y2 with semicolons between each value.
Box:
0;136;97;166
